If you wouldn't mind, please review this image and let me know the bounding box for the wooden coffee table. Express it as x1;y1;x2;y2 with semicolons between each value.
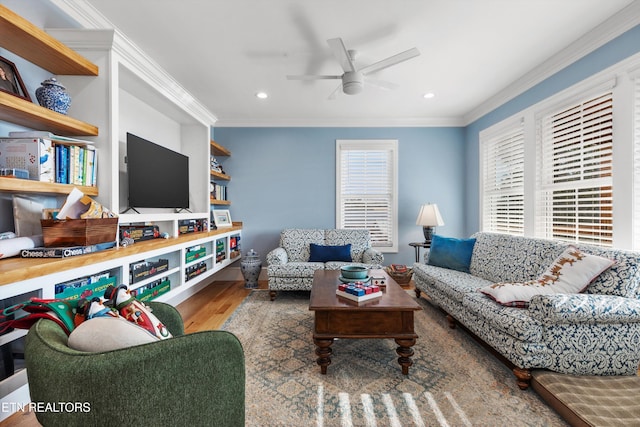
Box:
308;269;422;375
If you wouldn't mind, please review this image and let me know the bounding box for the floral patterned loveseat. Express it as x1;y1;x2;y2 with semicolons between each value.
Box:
267;229;384;300
413;232;640;390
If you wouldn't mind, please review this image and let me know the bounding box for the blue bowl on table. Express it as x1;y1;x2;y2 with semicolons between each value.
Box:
340;265;369;280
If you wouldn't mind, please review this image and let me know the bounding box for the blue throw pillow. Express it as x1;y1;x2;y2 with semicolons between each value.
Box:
427;235;476;273
309;243;352;262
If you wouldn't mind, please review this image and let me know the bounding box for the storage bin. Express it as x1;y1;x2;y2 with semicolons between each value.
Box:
41;218;118;247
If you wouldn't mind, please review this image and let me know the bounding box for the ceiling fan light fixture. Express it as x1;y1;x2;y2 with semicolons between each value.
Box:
342;71;364;95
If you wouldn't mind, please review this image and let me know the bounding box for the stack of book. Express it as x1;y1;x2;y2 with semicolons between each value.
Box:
0;131;97;187
336;281;382;302
211;182;227;201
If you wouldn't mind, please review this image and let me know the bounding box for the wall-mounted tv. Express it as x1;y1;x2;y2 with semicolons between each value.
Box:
126;132;189;210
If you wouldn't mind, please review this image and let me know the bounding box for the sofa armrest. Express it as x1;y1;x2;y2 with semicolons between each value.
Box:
528;294;640;324
362;247;384;266
26;321;245;426
266;247;288;265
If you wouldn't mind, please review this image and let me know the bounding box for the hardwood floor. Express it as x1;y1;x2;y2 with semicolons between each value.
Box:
0;278;264;427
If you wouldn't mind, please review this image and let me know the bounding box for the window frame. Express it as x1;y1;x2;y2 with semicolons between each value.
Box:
336;139;399;253
479;117;526;235
478;51;640;250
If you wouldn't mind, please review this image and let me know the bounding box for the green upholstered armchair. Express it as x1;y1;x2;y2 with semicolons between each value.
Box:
25;301;245;427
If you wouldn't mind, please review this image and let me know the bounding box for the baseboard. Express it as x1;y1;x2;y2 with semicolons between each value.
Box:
210;266;267;282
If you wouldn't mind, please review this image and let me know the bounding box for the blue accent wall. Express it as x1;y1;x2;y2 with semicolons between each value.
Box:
214;127;465;265
464;24;640;234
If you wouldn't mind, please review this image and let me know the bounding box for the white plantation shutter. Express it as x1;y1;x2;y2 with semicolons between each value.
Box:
481;123;525;235
536;92;613;247
336;140;398;251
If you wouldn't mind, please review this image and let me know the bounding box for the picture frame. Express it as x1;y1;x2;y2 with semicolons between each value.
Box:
0;56;31;101
212;209;232;228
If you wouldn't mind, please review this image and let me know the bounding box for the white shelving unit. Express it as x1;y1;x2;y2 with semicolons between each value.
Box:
0;10;241;418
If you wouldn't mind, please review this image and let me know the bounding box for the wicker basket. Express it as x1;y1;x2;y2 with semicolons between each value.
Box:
385;266;413;285
41;218;118;247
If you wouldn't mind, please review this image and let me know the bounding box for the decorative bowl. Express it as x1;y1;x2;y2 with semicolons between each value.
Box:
340;265;368;280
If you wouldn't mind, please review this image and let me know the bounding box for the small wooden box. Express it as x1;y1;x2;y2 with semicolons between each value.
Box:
41;218;118;247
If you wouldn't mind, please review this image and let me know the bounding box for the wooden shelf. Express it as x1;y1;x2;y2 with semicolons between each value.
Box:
210;140;231;156
0;91;99;136
210;170;230;181
210;198;231;205
0;177;98;196
0;5;98;76
0;225;242;287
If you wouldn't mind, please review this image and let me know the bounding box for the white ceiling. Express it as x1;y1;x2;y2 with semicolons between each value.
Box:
72;0;639;126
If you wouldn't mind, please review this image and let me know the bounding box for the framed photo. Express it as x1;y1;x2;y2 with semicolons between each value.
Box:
213;209;232;228
0;56;31;101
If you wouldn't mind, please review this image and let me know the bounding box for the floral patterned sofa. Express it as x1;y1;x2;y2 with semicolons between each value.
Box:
413;232;640;390
267;229;384;300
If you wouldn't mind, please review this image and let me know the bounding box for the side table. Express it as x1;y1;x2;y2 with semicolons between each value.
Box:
409;242;430;263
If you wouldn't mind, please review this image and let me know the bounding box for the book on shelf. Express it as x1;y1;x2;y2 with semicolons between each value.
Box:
21;241;116;258
0;135;97;186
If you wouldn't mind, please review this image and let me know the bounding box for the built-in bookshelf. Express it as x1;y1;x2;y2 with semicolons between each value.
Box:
0;6;242;418
210;139;231;206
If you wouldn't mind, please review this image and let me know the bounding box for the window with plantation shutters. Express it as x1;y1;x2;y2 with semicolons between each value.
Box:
633;74;640;250
336;140;398;252
536;92;613;247
480;123;525;235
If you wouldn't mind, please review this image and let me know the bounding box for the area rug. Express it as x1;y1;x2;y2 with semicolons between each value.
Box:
221;290;566;426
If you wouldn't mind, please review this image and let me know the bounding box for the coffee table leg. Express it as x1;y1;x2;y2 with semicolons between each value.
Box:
395;338;416;375
314;338;334;374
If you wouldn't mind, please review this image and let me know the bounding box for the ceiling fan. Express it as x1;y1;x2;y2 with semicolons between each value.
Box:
287;37;420;99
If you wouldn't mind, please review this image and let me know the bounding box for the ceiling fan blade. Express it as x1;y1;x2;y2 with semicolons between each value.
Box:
286;75;341;80
364;77;399;91
327;38;356;73
360;47;420;75
328;83;343;100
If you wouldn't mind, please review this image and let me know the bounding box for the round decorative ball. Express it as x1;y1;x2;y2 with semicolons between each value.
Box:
35;77;71;114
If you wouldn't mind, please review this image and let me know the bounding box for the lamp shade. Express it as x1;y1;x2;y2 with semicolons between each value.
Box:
416;204;444;227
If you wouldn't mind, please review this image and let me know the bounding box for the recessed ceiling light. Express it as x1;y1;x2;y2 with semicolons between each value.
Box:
423;92;435;99
256;92;268;99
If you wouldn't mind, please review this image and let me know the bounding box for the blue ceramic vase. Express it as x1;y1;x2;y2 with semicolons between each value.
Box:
35;77;71;115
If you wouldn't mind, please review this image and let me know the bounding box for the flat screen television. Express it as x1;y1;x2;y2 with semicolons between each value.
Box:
126;132;189;209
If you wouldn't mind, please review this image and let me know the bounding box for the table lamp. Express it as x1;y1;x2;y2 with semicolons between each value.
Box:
416;203;444;245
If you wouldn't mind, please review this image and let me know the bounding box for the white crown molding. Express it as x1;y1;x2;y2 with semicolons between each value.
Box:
47;0;217;126
214;116;464;128
462;0;640;126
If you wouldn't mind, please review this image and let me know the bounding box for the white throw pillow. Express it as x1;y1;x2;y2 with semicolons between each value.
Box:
479;246;615;308
68;316;160;352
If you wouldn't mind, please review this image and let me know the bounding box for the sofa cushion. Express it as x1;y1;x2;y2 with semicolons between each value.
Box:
280;229;325;262
479;246;614;307
309;243;352;262
427;235;476;273
575;243;640;298
462;292;544;342
414;263;492;303
267;262;325;278
68;316;159;352
469;233;564;283
324;229;371;263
